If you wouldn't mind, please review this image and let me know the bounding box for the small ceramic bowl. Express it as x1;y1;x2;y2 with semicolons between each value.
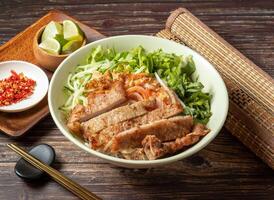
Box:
33;24;86;72
0;60;49;113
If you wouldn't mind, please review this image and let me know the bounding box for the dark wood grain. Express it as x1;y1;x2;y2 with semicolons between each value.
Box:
0;1;273;200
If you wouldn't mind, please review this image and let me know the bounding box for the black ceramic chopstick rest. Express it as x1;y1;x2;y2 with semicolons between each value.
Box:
15;144;55;180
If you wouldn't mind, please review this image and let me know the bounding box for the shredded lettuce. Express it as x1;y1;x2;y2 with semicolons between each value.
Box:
61;45;212;124
147;48;212;124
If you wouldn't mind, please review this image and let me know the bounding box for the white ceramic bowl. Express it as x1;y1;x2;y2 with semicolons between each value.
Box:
0;60;49;112
49;35;228;168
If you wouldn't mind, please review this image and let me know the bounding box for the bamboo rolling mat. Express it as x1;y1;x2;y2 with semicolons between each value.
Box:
157;8;274;169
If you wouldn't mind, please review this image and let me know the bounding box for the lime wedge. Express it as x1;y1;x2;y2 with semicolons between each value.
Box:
62;40;83;54
54;34;68;47
41;21;63;42
63;20;83;41
39;38;61;55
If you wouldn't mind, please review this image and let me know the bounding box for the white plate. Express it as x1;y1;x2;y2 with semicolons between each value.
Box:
0;60;49;112
49;35;229;168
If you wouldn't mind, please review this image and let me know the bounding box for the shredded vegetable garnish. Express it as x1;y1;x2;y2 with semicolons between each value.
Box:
61;46;212;123
0;70;36;106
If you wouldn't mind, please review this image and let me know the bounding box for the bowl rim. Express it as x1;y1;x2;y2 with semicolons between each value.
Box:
34;23;87;58
48;35;229;167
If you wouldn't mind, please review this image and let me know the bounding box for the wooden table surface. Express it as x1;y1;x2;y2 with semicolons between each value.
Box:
0;1;273;199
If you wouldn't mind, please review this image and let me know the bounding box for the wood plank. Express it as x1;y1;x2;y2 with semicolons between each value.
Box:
0;1;273;200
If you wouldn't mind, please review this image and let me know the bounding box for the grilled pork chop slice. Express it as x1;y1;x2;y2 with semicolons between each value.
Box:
67;80;127;134
84;80;127;121
82;99;157;138
67;105;86;134
111;115;193;152
120;123;209;160
142;124;210;160
98;103;183;143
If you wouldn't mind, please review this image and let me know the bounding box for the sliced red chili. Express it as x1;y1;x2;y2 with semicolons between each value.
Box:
0;70;36;106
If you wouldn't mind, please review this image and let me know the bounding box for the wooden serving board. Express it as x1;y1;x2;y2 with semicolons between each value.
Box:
0;10;105;137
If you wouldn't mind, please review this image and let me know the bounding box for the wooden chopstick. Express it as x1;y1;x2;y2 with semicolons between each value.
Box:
7;144;101;200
